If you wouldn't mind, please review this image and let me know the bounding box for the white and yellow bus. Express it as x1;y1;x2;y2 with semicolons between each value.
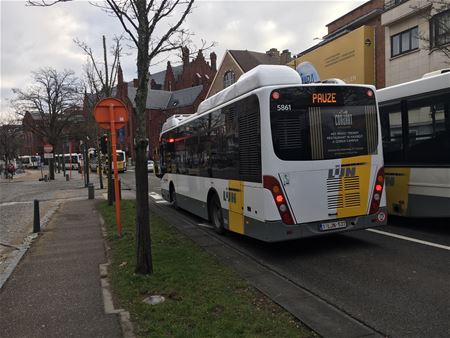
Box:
377;70;450;217
159;65;386;242
88;149;126;173
114;150;127;173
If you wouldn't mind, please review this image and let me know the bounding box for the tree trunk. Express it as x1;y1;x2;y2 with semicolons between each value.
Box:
49;159;55;180
134;138;152;274
134;7;152;274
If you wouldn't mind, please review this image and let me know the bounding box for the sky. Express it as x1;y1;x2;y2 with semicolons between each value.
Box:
0;0;366;120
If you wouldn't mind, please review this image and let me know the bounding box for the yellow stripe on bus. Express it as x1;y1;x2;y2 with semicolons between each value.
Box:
228;180;244;234
337;155;371;218
385;167;410;216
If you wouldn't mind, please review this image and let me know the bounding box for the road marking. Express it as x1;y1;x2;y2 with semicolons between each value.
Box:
155;200;169;204
366;228;450;251
0;201;32;207
198;223;214;229
149;192;163;200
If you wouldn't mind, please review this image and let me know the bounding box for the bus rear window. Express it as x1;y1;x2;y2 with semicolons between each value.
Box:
270;86;378;160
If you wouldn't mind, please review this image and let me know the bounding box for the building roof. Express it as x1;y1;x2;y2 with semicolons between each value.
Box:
149;65;184;85
126;85;203;110
228;50;281;72
168;85;203;108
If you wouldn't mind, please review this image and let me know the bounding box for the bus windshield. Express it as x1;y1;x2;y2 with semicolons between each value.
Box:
64;155;79;163
270;86;378;161
116;151;125;161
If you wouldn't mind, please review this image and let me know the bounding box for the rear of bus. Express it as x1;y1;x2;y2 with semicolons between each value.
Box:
116;150;126;172
255;84;386;241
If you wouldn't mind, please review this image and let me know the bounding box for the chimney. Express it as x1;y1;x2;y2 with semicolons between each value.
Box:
182;46;190;66
210;52;217;72
280;49;292;65
266;48;280;57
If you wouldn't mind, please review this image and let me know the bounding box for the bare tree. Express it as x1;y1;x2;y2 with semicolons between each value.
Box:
28;0;196;274
12;67;82;179
411;0;450;62
100;0;194;275
0;119;23;177
77;35;124;194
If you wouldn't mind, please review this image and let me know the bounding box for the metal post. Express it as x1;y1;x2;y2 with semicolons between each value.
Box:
88;183;95;199
85;144;90;186
33;200;40;233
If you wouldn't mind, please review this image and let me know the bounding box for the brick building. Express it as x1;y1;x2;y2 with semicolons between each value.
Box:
21;109;85;157
115;48;217;160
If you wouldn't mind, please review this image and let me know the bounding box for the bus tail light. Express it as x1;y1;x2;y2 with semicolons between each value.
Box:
369;167;384;214
263;175;294;225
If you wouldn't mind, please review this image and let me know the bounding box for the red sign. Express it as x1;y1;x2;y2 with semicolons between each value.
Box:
93;98;129;130
43;144;53;153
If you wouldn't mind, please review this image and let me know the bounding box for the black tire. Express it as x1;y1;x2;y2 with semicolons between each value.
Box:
169;183;178;209
209;194;225;234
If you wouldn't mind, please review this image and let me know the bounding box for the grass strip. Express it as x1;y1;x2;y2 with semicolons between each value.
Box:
98;200;315;338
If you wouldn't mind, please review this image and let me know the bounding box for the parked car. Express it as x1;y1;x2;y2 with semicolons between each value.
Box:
147;160;154;172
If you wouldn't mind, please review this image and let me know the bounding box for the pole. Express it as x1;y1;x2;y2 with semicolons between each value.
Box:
110;104;122;236
69;141;72;179
33;200;40;233
85;144;90;186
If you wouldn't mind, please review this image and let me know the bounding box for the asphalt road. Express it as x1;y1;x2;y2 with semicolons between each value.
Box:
123;169;450;338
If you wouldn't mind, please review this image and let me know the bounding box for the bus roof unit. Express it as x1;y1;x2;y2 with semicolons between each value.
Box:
161;114;192;133
197;65;301;115
377;71;450;104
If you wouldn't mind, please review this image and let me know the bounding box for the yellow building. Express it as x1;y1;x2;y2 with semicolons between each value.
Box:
289;26;375;85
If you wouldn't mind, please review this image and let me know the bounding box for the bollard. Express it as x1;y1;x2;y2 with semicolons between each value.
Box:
44;174;48;182
33;200;40;233
65;174;69;181
88;183;95;200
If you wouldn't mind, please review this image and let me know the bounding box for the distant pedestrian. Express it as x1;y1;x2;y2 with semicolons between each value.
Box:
7;163;15;180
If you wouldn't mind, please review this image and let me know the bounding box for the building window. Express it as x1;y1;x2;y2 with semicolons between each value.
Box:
431;9;450;48
391;26;419;57
223;71;235;88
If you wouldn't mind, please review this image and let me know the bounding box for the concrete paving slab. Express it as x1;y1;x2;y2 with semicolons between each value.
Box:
0;200;122;338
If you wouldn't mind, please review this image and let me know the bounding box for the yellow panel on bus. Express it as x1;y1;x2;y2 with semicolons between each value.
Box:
227;180;244;234
337;155;371;218
385;168;410;216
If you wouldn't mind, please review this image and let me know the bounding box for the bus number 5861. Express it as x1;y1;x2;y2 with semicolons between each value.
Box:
277;104;292;111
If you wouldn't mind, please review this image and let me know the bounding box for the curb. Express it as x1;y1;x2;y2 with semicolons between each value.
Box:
98;212;135;338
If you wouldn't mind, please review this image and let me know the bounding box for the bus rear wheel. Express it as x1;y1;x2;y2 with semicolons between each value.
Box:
209;194;225;234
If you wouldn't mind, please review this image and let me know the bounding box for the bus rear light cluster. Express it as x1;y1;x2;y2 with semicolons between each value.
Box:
263;175;294;225
369;168;384;214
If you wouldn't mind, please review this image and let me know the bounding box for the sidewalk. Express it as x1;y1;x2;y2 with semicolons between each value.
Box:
0;199;123;338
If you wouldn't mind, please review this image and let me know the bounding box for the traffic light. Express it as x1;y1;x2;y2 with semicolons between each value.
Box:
100;135;108;154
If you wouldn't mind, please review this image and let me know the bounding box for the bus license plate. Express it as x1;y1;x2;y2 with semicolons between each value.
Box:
319;220;347;231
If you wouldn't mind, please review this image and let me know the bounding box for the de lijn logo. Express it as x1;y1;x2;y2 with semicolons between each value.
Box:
223;190;237;203
328;165;356;179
